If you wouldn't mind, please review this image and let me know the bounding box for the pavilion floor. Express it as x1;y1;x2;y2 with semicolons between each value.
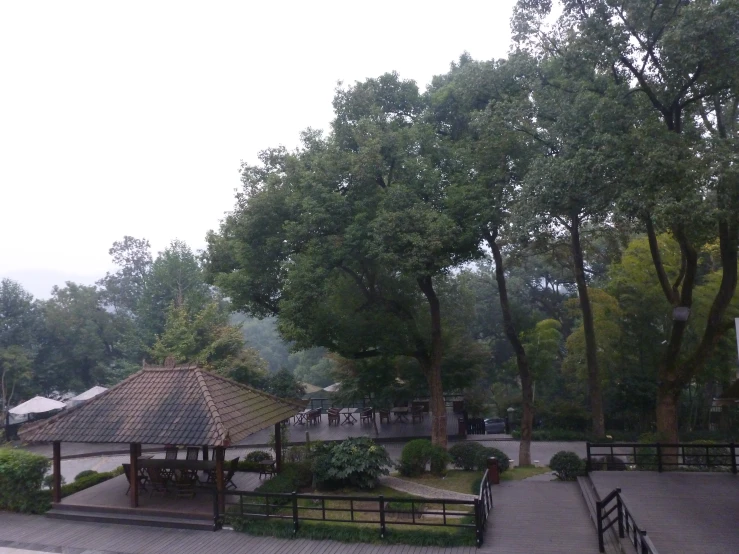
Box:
58;471;263;517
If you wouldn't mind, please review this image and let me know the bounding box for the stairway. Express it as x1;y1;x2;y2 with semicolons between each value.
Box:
47;503;215;531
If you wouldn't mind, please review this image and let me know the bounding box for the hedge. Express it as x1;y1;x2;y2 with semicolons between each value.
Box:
0;448;50;513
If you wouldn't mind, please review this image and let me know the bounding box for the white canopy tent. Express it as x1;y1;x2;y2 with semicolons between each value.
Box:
323;383;341;393
65;386;108;408
8;396;66;425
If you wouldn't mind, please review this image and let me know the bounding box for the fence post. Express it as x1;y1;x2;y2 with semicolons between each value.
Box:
474;498;482;547
731;443;737;475
596;500;604;553
292;491;299;534
379;495;386;538
616;492;624;538
586;442;592;473
656;443;663;472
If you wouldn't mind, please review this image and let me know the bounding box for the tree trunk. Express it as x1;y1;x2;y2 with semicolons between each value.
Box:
570;214;605;437
655;385;680;444
418;276;447;448
487;232;533;466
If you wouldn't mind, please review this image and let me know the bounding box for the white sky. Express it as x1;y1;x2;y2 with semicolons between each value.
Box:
0;0;517;298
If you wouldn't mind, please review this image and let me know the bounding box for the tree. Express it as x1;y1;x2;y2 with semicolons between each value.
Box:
97;236;152;315
207;73;482;446
265;368;305;400
0;346;32;416
513;0;739;441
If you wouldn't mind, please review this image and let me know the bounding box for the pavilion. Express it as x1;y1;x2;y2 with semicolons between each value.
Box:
20;362;307;515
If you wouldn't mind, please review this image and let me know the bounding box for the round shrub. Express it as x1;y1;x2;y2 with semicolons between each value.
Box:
74;470;98;481
449;441;487;470
550;451;584;480
475;447;510;472
246;450;273;463
428;445;450;476
399;439;432;477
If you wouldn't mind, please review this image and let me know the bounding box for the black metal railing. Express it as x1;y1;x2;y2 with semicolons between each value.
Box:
466;418;485;435
596;488;658;554
214;475;494;547
305;396;463;413
587;442;738;473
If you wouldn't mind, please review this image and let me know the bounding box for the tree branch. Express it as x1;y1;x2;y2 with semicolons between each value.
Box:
644;214;678;305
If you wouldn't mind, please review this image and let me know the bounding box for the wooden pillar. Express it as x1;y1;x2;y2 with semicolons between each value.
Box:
202;445;209;461
275;422;282;473
129;443;139;508
52;441;61;503
215;446;225;513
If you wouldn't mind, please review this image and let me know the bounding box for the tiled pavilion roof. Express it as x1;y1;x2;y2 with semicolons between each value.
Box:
20;364;307;446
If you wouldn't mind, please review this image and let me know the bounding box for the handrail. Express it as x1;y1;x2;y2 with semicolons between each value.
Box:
596;487;658;554
587;442;738;473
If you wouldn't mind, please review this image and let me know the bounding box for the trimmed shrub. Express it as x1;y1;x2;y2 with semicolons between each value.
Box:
448;442;486;471
475;447;510;472
399;439;432;477
634;432;664;470
245;450;273;463
313;437;392;490
237;460;264;472
43;473;66;489
682;440;731;471
0;448;51;513
61;468;121;497
428;445;450;477
75;470;98;481
550;451;584;481
590;456;627;471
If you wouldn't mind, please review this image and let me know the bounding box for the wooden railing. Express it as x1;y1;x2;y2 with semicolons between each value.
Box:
596;488;658;554
214;474;494;547
587;442;738;473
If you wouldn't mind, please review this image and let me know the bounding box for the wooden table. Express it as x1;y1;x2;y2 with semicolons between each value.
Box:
258;459;276;478
293;409;312;425
340;408;359;425
391;407;409;422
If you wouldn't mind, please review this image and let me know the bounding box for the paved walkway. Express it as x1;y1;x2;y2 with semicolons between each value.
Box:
590;471;739;554
0;513;475;554
479;481;598;554
378;475;475;500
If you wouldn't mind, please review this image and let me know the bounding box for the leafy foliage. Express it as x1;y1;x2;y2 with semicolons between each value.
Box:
549;451;584;481
312;437;392;490
0;449;50;513
398;439;432;477
245;450;273;463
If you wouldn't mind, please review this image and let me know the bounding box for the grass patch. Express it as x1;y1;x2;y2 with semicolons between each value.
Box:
226;484;476;547
500;466;551;481
394;470;483;494
229;517;476;547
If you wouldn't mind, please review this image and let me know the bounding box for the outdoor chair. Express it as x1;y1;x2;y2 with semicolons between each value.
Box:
307;409;321;425
327;408;341;426
411;405;424;423
379;410;391;424
360;408;374;424
185;447;200;481
146;467;170;497
258;460;276;479
122;463;148;495
225;457;240;490
173;469;197;499
165;446;179;459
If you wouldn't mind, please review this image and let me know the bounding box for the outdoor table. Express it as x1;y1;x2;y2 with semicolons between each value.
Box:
293;409;312;425
340;408;359;425
258;459;276;478
392;407;409;422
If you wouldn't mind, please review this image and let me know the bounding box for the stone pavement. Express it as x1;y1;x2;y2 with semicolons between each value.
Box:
378;475;475;500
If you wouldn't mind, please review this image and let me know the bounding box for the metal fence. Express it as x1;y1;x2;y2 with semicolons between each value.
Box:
586;442;738;473
214;472;494;547
596;488;659;554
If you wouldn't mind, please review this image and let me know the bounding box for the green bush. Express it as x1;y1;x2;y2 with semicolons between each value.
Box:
428;445;450;476
550;451;584;480
75;470;98;481
398;439;432;477
475;447;509;472
43;473;66;489
61;468;121;497
313;437;392;490
0;448;51;513
245;450;273;463
237;460;265;472
633;432;665;470
682;440;731;471
448;442;486;470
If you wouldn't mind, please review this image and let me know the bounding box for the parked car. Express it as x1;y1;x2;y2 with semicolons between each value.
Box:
484;417;506;434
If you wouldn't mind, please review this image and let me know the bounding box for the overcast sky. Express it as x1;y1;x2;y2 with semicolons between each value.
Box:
1;0;517;298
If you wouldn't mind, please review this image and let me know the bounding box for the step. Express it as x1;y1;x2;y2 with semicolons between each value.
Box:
46;508;214;531
577;476;631;554
52;502;211;521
